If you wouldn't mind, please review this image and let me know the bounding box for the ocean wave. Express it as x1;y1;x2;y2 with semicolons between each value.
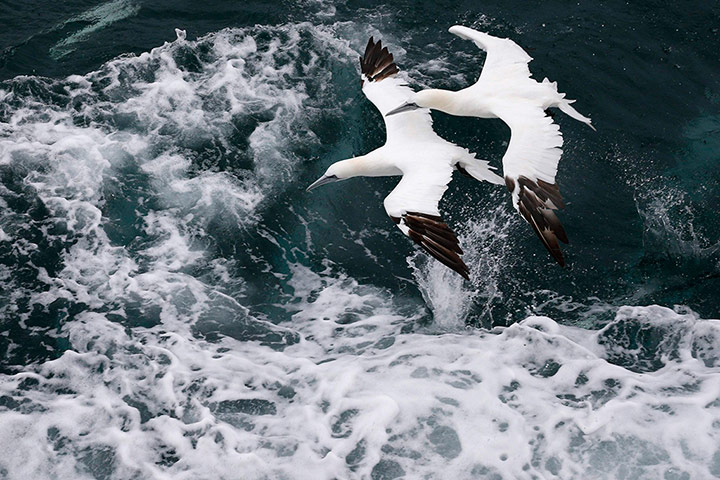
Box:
1;11;719;480
1;293;718;479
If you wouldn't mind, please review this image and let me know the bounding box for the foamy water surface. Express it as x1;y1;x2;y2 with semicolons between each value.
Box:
1;2;720;479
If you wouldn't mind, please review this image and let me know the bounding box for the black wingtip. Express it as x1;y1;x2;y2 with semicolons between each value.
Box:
513;176;569;267
360;36;399;82
403;212;470;280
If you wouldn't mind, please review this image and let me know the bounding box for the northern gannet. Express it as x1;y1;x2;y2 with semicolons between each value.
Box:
307;37;503;279
386;26;594;266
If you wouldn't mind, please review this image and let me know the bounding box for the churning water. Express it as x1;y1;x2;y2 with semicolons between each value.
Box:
1;1;719;479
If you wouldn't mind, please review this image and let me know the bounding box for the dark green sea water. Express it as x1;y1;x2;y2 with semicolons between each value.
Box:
1;1;719;479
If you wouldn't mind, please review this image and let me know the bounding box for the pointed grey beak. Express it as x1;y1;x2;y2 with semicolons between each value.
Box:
306;174;339;192
385;102;421;117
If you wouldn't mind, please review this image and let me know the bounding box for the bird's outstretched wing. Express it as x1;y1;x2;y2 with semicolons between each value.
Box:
384;168;469;280
359;37;438;143
448;25;533;85
449;26;570;265
449;25;594;128
360;36;493;279
361;36;501;183
494;102;568;266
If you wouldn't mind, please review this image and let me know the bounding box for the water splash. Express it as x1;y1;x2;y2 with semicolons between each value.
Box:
411;202;514;329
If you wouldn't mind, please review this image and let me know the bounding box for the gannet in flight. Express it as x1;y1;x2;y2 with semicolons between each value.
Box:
307;37;503;279
386;26;594;266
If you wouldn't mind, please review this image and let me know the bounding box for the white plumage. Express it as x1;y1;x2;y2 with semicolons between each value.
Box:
307;37;502;279
387;25;595;266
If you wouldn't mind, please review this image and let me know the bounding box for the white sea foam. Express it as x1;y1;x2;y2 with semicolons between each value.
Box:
1;265;719;479
1;20;719;480
1;22;350;308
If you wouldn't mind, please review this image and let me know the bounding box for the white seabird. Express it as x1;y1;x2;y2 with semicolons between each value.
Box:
307;37;503;279
386;25;595;266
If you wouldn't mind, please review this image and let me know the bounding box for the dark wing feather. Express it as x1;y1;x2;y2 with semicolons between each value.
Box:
360;37;399;82
511;175;569;266
403;212;469;280
364;38;464;277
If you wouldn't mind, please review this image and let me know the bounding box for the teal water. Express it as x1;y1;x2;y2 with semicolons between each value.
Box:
1;1;719;479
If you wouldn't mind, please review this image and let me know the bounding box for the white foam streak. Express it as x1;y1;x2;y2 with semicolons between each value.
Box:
1;23;345;319
49;0;141;59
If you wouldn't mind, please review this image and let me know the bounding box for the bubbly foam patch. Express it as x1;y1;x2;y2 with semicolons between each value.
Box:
0;22;354;367
1;276;719;479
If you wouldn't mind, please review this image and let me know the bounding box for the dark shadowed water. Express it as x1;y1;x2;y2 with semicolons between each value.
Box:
1;1;719;479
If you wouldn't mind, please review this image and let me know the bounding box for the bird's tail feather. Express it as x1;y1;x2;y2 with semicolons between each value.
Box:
457;153;503;185
558;101;596;130
542;78;595;130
